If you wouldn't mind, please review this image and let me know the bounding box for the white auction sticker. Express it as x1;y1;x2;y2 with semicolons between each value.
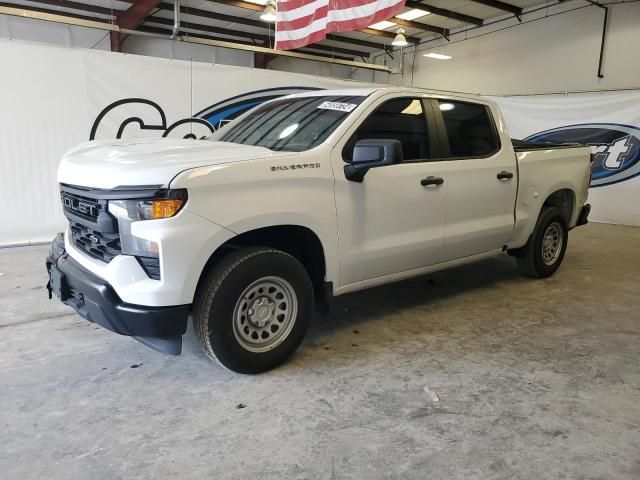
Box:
318;101;358;112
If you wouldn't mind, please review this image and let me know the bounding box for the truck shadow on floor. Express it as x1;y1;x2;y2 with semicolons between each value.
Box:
291;254;540;368
182;254;559;370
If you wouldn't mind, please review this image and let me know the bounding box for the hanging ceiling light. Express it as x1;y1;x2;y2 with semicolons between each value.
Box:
392;28;408;47
260;0;276;23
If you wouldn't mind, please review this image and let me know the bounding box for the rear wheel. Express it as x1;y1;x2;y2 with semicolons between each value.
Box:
516;207;569;278
193;247;313;373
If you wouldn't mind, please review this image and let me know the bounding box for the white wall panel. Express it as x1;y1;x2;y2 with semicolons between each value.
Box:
0;41;90;245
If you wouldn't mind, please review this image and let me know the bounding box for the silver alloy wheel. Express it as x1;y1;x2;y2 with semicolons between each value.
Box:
542;221;563;266
232;276;298;353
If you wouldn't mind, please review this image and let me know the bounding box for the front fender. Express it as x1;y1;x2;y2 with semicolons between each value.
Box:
171;152;339;287
223;213;339;287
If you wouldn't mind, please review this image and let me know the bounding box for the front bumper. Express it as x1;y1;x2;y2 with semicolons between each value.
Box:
46;233;188;354
62;208;235;307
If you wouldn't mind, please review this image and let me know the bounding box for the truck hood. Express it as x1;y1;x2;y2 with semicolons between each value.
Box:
57;138;295;189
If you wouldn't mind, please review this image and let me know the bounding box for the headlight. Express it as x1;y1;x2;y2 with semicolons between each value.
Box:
108;198;186;221
108;189;187;258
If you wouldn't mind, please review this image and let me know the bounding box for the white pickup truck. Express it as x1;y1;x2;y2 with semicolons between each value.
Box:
46;87;592;373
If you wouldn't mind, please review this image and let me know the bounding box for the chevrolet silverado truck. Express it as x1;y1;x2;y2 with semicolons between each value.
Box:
46;87;592;373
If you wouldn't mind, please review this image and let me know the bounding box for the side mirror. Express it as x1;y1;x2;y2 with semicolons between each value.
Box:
344;139;403;182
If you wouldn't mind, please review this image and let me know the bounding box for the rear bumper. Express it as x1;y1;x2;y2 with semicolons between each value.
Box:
46;233;188;354
576;203;591;227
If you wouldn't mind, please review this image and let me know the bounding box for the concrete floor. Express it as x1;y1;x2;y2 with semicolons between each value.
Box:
1;223;639;480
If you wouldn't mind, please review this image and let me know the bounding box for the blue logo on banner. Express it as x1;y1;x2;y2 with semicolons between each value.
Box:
90;87;324;140
195;86;322;129
525;123;640;187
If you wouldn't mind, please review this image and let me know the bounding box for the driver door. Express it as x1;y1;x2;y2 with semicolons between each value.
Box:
331;95;448;289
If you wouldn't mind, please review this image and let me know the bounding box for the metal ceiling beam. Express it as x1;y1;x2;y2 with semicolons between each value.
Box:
116;0;162;30
152;3;370;56
146;17;368;59
160;2;264;28
14;0;119;17
139;24;260;46
205;0;264;13
0;5;389;71
389;17;449;38
468;0;523;20
146;15;272;44
405;1;483;26
143;23;388;66
183;35;390;71
324;34;385;51
141;24;357;61
298;43;366;58
111;0;162;51
0;4;118;29
0;1;114;22
254;51;277;69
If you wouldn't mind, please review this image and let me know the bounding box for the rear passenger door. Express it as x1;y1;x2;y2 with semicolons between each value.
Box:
432;99;518;260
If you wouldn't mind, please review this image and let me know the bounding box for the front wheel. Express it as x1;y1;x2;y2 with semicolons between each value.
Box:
516;207;569;278
193;247;313;373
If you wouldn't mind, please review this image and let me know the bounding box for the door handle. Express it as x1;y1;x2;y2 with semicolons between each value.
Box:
421;176;444;187
497;171;514;180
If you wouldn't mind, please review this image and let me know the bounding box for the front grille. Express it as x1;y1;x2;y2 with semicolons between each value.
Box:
61;191;102;222
70;222;121;262
61;184;161;280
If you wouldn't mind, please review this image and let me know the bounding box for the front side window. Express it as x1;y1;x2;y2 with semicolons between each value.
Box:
212;95;366;152
437;100;499;158
345;97;430;162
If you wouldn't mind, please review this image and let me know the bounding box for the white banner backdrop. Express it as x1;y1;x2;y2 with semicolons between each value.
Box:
0;39;371;246
2;38;637;246
493;91;640;227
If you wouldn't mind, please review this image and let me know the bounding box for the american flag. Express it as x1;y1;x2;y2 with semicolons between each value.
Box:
275;0;406;51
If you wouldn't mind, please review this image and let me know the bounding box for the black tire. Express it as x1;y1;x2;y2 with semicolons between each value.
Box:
193;247;313;373
517;206;569;278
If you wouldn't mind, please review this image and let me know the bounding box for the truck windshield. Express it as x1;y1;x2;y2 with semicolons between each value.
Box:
212;95;366;152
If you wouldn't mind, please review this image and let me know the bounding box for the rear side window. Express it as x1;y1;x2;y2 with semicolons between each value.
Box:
437;100;498;158
346;98;430;161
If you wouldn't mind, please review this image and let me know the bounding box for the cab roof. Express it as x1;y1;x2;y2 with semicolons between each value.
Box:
284;86;482;99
